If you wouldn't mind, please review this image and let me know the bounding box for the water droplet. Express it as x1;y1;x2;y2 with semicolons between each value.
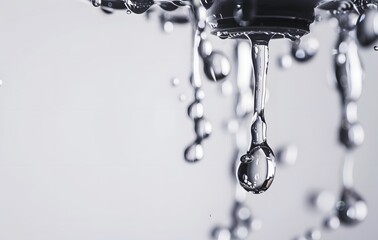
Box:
101;6;114;14
291;37;319;62
195;118;212;139
0;80;3;86
305;229;321;240
171;77;180;87
357;8;378;47
159;2;179;11
195;89;205;100
124;0;154;14
199;39;213;57
200;0;213;9
163;21;174;33
276;144;298;166
309;190;336;213
337;188;368;225
232;202;251;222
187;101;204;119
184;143;204;163
323;215;340;230
203;51;231;82
250;218;262;231
339;121;364;149
278;54;293;69
238;144;276;194
211;226;231;240
226;119;239;134
220;80;233;96
92;0;101;7
179;94;186;102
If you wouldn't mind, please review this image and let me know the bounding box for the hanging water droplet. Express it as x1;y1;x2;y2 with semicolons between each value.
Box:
203;51;231;82
92;0;101;7
238;144;276;193
187;101;204;119
124;0;154;14
323;215;341;230
195;118;212;139
278;54;293;69
276;144;298;166
291;37;319;62
171;77;180;87
184;142;204;163
337;188;368;225
339;121;364;149
357;8;378;47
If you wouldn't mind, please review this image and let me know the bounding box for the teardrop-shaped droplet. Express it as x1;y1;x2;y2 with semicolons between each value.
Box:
357;8;378;47
199;39;213;58
339;121;364;149
203;51;231;82
291;37;319;62
195;118;212;139
124;0;154;14
184;143;204;163
337;188;368;225
237;144;276;194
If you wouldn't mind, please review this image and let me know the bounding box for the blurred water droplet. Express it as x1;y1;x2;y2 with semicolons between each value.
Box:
199;39;213;57
226;119;239;133
184;143;204;163
179;94;186;102
171;77;180;87
200;0;214;10
195;89;205;100
337;188;368;225
323;215;340;230
278;55;293;69
357;8;378;47
221;80;233;96
92;0;101;7
212;226;231;240
0;80;3;86
232;225;249;239
291;38;319;62
163;21;174;33
250;218;262;231
309;190;336;213
276;144;298;166
339;121;364;149
305;229;321;240
204;51;231;82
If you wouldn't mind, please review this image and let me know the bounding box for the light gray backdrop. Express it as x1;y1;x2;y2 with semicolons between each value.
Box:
0;1;377;239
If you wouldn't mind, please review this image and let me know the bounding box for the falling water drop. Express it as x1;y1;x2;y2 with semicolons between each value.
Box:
203;51;231;82
291;37;319;62
337;188;368;225
124;0;154;14
184;142;204;163
237;36;276;194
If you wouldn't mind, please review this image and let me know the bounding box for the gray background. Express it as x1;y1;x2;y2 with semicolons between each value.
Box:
0;1;377;239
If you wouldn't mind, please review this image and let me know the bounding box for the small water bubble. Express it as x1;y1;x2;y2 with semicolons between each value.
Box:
195;118;212;139
305;229;321;240
278;54;293;69
124;0;154;14
203;51;231;82
291;37;319;62
184;143;204;163
187;101;204;119
337;188;368;225
237;144;276;194
323;215;340;230
339;121;364;149
171;77;180;87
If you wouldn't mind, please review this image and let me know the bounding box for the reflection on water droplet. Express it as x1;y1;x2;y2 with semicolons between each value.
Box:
337;188;368;225
199;39;213;57
339;121;364;149
184;143;204;163
92;0;101;7
204;51;231;82
212;226;231;240
124;0;154;14
324;215;340;230
188;101;204;119
238;144;276;194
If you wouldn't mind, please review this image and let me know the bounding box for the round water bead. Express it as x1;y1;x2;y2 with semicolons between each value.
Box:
309;190;336;213
357;8;378;47
305;229;321;240
231;224;249;240
337;188;368;225
184;142;204;163
171;77;180;87
199;39;213;58
203;51;231;82
124;0;154;14
232;202;252;222
278;54;293;69
92;0;101;7
195;118;212;139
237;144;276;194
291;37;319;62
339;121;364;149
187;101;204;120
159;1;179;11
323;215;340;230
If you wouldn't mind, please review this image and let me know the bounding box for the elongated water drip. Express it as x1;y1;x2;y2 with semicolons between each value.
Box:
237;36;276;194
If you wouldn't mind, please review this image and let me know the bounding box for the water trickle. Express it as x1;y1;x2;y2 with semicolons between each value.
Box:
237;36;276;194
